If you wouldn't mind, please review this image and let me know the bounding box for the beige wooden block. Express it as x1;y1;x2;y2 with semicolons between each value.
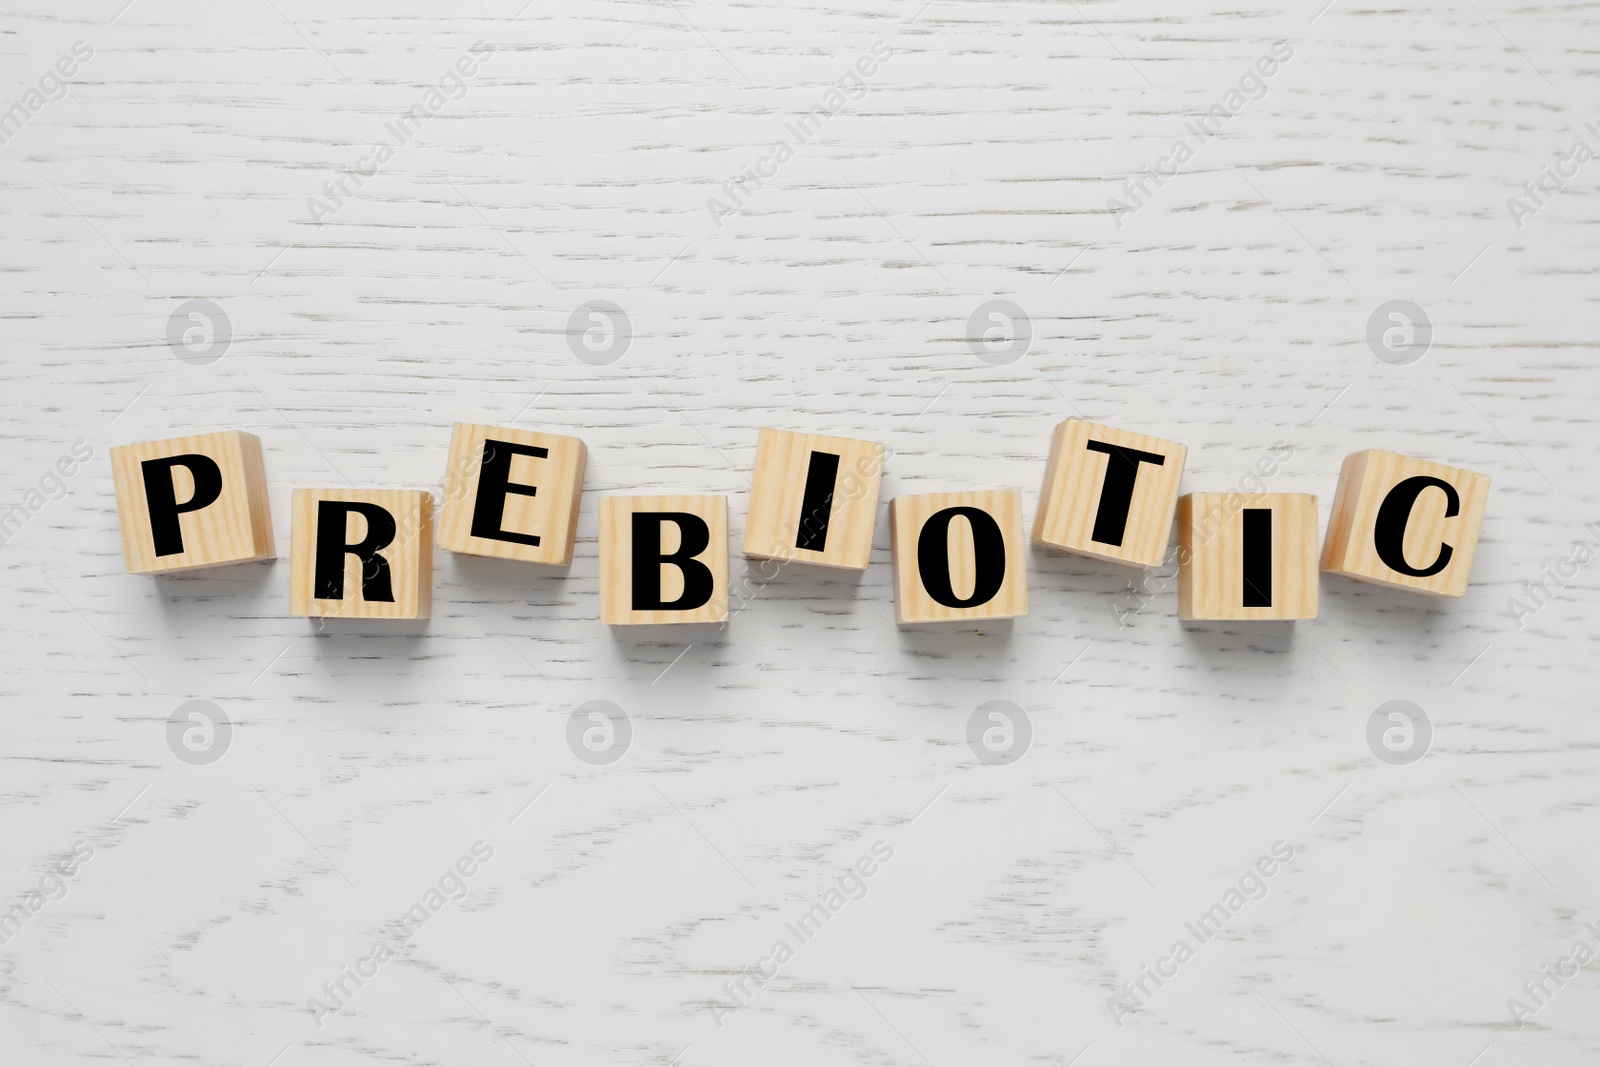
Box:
110;430;274;574
743;428;885;571
290;489;433;619
889;490;1028;624
599;495;728;625
1032;419;1186;568
437;422;587;566
1320;449;1490;597
1177;493;1318;620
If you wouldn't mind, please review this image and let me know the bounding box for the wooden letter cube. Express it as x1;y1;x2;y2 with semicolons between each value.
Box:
1320;449;1490;597
599;495;728;625
743;428;885;570
1032;419;1186;568
290;489;433;619
111;430;274;574
437;422;587;566
1178;492;1318;620
889;490;1028;624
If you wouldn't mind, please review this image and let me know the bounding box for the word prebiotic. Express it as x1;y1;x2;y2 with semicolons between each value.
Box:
110;420;1491;624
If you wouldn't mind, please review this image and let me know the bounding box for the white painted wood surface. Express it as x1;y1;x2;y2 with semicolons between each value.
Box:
3;1;1598;1064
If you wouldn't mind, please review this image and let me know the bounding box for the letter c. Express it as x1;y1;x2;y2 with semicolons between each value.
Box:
1374;476;1460;578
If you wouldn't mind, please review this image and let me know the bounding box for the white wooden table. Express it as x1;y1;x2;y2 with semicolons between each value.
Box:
2;1;1597;1064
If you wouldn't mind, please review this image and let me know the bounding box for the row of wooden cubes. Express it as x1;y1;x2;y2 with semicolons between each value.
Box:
110;421;1490;624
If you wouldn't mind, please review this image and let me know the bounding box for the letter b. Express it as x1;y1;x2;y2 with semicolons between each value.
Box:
632;512;713;611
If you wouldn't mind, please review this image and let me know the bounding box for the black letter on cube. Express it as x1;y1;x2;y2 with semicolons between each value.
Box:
1241;508;1272;607
1374;476;1459;578
795;451;842;552
314;501;397;602
1084;441;1166;547
141;454;223;556
471;438;547;548
632;512;713;611
917;506;1005;609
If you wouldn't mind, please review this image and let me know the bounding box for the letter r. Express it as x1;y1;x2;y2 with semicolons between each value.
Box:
314;501;397;602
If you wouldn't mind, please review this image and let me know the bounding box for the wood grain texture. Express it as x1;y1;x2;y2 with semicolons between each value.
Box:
743;427;884;570
436;422;587;567
1321;448;1490;597
109;430;274;574
289;488;433;619
3;2;1600;1065
599;494;729;624
889;489;1027;623
1031;418;1186;568
1178;492;1319;620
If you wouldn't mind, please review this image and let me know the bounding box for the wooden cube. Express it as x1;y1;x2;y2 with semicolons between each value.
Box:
1032;419;1186;568
437;422;587;566
743;428;885;571
1321;449;1490;597
889;490;1028;624
1178;493;1318;620
290;489;433;619
110;430;274;574
599;495;728;625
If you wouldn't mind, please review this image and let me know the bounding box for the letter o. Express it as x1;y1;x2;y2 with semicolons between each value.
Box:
916;507;1006;608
